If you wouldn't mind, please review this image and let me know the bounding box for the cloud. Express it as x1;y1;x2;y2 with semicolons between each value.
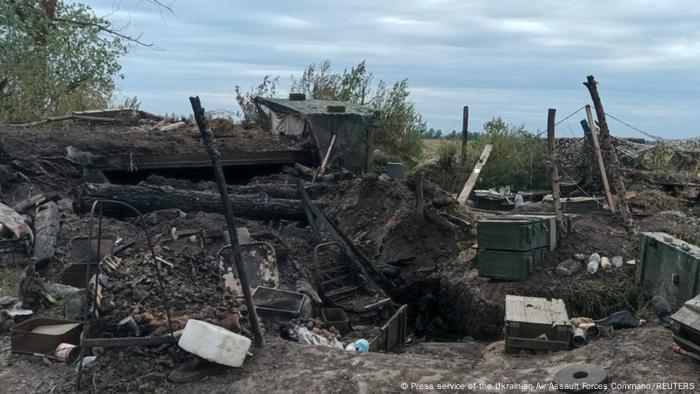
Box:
83;0;700;138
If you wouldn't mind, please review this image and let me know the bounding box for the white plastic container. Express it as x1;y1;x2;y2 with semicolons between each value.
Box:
178;319;251;367
587;253;600;274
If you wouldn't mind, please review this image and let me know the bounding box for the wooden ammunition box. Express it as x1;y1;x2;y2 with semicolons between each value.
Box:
505;295;571;353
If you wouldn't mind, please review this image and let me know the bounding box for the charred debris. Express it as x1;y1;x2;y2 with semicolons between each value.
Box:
0;79;700;392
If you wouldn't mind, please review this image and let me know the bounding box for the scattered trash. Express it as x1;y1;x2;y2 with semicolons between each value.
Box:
594;310;638;330
345;339;369;352
294;326;343;349
74;356;97;373
556;259;581;277
45;283;82;299
587;253;600;274
611;255;624;268
55;343;80;363
178;319;251;368
572;326;587;347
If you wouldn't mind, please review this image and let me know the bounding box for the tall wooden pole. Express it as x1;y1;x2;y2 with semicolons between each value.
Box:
585;105;615;212
583;75;634;232
547;108;565;233
190;96;266;347
460;106;469;165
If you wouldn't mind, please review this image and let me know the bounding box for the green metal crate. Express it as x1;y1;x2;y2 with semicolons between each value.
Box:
637;232;700;307
478;247;548;281
477;218;549;251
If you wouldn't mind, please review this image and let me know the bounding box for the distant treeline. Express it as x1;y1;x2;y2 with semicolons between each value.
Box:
423;128;481;140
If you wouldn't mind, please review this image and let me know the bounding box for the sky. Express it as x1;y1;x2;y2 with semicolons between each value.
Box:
85;0;700;139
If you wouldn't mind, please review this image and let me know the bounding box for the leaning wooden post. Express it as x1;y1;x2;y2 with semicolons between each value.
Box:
313;133;336;183
460;106;469;165
189;96;266;348
583;75;634;233
547;109;565;233
585;105;615;212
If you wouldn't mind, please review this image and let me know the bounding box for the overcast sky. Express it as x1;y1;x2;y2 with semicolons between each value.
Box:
86;0;700;138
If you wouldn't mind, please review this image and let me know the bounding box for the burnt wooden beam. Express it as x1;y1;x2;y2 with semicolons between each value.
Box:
75;183;325;221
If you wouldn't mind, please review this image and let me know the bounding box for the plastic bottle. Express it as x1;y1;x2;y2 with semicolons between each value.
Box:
587;253;600;274
612;256;623;268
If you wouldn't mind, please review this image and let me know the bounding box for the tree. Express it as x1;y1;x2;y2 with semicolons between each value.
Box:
234;75;279;128
0;1;166;122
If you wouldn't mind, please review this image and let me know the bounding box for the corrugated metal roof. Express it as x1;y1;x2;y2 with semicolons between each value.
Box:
256;97;377;117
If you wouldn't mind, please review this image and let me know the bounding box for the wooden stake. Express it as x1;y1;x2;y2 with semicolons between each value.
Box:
460;106;469;165
189;96;266;348
585;105;615;212
415;172;424;220
583;75;634;232
547;109;565;233
313;133;336;183
457;144;493;205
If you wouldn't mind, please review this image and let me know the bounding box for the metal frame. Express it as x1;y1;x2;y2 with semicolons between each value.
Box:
76;199;175;389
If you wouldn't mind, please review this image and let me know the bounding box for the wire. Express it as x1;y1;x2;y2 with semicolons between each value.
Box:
604;112;664;142
535;106;586;137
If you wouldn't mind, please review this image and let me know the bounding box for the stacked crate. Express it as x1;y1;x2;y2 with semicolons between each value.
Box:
477;217;550;281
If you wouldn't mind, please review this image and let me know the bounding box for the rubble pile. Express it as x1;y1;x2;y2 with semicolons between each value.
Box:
0;108;699;393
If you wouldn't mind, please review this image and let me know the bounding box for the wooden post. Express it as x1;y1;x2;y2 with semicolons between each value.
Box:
583;75;634;232
547;109;565;233
585;105;615;212
415;172;424;220
189;96;266;348
313;133;336;183
457;144;493;205
460;106;469;165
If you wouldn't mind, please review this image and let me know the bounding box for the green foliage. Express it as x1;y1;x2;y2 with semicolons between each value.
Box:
116;95;141;110
234;75;279;128
420;117;549;192
0;1;129;122
474;117;549;190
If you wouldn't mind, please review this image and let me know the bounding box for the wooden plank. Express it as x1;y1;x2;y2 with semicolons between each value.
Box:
313;133;336;183
457;144;493;205
81;335;175;348
547;109;564;233
585;105;615;211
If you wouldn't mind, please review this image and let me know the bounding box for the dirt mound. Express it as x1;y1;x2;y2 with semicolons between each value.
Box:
325;174;468;284
0;118;303;160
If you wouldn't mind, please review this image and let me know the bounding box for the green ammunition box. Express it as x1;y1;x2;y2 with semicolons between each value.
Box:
477;218;549;251
478;247;548;281
637;232;700;307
